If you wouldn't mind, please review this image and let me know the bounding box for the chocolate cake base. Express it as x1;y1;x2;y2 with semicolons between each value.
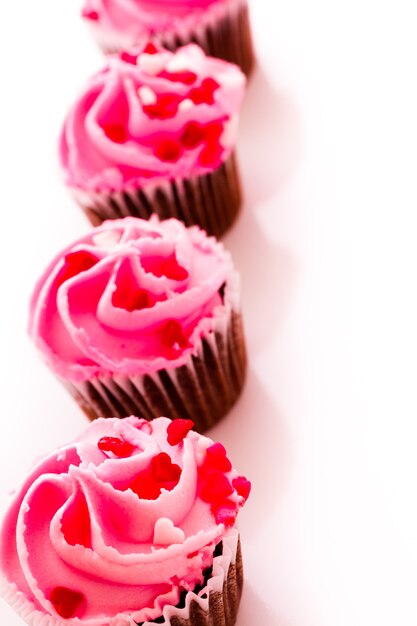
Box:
65;311;247;433
79;153;242;240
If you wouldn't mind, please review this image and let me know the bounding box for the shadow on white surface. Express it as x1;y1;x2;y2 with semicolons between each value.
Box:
210;368;292;530
239;65;302;204
239;583;293;626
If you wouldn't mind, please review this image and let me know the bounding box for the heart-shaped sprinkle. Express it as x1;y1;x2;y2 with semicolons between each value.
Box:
188;77;220;105
56;250;98;287
143;42;159;55
154;138;183;162
162;320;189;350
200;472;234;503
120;51;138;64
82;9;99;20
98;437;134;458
232;476;251;502
103;123;128;144
181;121;205;149
160;70;197;85
143;93;182;120
204;443;232;472
113;287;151;312
212;501;237;528
161;255;189;281
167;419;194;446
153;517;185;545
50;587;84;619
130;472;161;500
151;452;182;483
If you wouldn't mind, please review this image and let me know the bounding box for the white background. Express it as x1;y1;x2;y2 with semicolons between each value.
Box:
1;0;417;624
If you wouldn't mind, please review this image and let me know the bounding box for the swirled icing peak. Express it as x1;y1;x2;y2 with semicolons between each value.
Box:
60;43;246;193
0;416;250;625
29;216;238;382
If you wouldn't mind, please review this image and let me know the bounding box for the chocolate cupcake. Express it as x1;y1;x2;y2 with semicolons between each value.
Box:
29;217;247;431
0;416;251;625
60;44;245;239
82;0;254;77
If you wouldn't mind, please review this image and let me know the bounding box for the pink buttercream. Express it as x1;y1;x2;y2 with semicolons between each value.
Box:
81;0;237;52
29;217;237;382
0;417;250;625
60;44;245;193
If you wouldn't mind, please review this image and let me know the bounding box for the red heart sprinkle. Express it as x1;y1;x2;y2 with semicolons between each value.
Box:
98;437;134;458
167;419;194;446
154;138;183;162
200;472;234;503
151;452;182;483
130;472;161;500
180;122;205;149
232;476;251;501
143;93;182;120
113;287;151;312
161;320;189;350
50;587;84;619
204;443;232;472
82;9;99;20
203;120;224;142
198;142;223;168
188;78;220;105
160;70;197;85
162;255;189;280
121;51;138;64
143;42;159;55
56;250;98;287
103;123;128;143
212;501;237;528
187;550;200;559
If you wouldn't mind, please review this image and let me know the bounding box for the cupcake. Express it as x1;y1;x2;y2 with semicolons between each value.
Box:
0;416;251;625
29;217;247;431
81;0;254;77
60;43;245;239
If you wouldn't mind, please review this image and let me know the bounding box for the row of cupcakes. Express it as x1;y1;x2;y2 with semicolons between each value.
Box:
0;5;255;626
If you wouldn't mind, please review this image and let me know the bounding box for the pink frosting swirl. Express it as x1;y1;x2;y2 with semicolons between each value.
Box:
60;44;245;193
0;416;251;625
29;217;238;382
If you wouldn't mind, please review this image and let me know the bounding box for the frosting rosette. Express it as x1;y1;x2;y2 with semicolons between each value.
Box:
29;217;237;383
60;43;245;194
0;417;251;625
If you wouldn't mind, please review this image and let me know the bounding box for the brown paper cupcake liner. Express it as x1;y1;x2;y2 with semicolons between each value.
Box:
155;0;255;79
74;153;242;240
142;530;243;626
64;308;246;433
1;530;243;626
97;0;255;78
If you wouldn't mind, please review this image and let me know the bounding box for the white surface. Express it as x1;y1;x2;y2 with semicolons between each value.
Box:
1;1;417;625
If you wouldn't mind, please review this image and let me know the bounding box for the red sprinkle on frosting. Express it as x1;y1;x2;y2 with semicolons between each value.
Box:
167;419;194;446
50;587;84;619
154;139;183;162
120;51;138;65
151;452;181;483
113;286;152;312
82;9;99;20
233;476;251;501
98;437;135;458
143;42;159;55
160;70;197;85
204;443;232;472
143;93;182;120
188;78;220;105
103;123;128;144
212;501;238;527
180;122;205;149
200;472;234;503
162;255;189;281
56;250;98;287
161;320;190;351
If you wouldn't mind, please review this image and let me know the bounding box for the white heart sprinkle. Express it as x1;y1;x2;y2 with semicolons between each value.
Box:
153;518;185;545
138;53;167;75
138;85;157;105
178;99;194;112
